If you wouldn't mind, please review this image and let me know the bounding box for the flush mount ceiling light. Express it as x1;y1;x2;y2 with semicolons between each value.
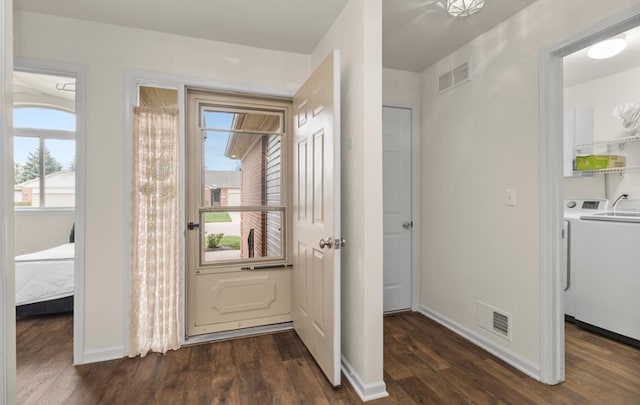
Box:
587;37;627;59
446;0;486;18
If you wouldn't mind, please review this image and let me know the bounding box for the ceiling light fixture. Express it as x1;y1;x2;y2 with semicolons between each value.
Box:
446;0;486;18
587;37;627;59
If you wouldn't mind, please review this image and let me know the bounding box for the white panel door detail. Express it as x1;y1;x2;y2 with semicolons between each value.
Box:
382;107;412;312
292;51;341;386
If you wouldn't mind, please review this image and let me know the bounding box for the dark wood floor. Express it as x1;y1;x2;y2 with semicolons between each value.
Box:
16;312;640;404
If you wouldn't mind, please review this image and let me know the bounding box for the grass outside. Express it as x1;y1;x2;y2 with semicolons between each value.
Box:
204;212;232;223
219;235;240;249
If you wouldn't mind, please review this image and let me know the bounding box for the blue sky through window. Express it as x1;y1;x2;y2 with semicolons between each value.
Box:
203;111;240;171
13;107;76;168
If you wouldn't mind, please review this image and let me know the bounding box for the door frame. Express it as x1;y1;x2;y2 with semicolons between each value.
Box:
14;58;87;365
538;3;640;384
184;88;293;338
123;72;186;353
1;0;15;402
123;70;296;350
382;104;420;311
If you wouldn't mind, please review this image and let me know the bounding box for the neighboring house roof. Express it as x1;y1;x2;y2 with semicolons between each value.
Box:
204;170;241;189
15;170;75;190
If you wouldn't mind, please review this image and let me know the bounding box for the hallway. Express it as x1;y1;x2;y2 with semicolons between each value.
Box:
16;312;640;404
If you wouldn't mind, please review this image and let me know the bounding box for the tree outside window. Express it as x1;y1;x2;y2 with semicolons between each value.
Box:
13;107;76;208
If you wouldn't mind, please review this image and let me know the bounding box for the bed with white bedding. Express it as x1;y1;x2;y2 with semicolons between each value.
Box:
15;243;74;317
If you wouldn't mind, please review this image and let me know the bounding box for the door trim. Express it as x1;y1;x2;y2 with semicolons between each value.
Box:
382;104;420;312
123;71;186;352
1;0;15;401
539;3;640;385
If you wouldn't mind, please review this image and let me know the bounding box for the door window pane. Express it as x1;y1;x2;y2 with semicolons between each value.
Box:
202;130;282;208
200;210;283;264
196;103;286;266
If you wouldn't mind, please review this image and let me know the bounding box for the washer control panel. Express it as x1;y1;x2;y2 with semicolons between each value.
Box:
565;199;609;218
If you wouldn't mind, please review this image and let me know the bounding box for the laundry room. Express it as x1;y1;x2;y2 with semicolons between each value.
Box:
563;24;640;347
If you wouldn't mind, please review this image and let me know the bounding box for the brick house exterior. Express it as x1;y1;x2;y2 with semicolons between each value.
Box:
239;135;282;259
240;139;266;258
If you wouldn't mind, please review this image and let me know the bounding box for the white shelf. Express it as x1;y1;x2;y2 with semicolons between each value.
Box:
573;165;640;176
575;135;640;153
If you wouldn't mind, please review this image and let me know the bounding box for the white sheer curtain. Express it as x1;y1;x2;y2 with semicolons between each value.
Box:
129;107;180;357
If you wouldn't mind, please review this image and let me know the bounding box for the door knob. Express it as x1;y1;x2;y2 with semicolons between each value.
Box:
402;221;413;230
319;237;333;249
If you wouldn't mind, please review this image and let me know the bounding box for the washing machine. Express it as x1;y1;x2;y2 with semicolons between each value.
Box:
563;199;609;318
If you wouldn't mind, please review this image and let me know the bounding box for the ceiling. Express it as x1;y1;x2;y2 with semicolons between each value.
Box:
15;0;538;73
15;0;348;55
382;0;537;71
564;25;640;88
14;1;640;91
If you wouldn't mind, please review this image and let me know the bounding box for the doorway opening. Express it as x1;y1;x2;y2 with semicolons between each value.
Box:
539;4;640;384
184;89;294;338
121;51;342;388
13;63;85;391
561;20;640;363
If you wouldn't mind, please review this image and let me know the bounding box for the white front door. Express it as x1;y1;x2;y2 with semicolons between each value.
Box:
382;106;412;312
292;51;341;386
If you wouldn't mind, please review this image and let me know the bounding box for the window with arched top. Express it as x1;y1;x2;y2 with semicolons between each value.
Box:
13;105;76;209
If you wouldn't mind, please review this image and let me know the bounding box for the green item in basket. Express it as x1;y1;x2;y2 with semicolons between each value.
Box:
575;155;626;171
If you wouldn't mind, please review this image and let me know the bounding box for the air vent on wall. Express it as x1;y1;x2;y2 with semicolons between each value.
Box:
438;62;470;93
438;71;453;92
477;301;512;341
493;311;509;337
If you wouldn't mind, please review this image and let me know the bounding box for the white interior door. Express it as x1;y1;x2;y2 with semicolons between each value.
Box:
292;51;341;386
382;107;412;312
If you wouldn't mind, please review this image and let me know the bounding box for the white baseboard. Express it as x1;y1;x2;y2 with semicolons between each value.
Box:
341;356;388;402
417;305;541;380
78;346;124;365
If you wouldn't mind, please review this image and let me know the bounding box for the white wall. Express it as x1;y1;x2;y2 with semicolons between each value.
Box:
563;176;605;200
383;68;421;107
312;0;386;399
14;211;74;255
14;11;311;357
419;0;640;373
565;65;640;199
1;0;15;402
